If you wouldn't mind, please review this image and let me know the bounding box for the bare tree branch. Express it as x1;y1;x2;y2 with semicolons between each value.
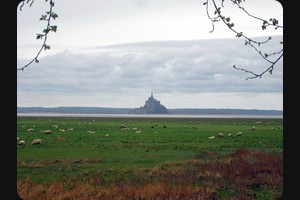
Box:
17;0;58;71
204;0;283;80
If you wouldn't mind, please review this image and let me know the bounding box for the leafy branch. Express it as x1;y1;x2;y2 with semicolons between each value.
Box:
18;0;58;71
203;0;283;80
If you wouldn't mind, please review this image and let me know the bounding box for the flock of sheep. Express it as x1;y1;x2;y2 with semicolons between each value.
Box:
207;131;242;140
17;123;75;147
17;119;280;146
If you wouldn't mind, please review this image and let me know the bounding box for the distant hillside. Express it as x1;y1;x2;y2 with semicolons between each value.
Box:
17;106;283;115
167;108;283;115
17;107;132;114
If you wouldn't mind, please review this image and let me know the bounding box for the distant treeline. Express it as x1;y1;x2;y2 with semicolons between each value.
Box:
17;107;283;115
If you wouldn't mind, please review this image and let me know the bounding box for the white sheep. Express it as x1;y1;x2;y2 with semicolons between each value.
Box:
44;129;52;134
228;133;232;137
218;132;224;137
87;131;95;134
251;127;256;130
135;130;142;134
31;139;42;145
237;131;243;136
18;140;25;145
208;136;215;139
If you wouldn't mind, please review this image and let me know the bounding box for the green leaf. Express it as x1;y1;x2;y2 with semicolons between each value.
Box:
225;17;230;22
51;26;57;32
40;15;47;21
261;25;266;30
43;28;50;34
51;13;58;20
36;34;43;39
44;44;50;50
272;19;278;25
35;59;39;63
236;32;243;37
228;23;234;28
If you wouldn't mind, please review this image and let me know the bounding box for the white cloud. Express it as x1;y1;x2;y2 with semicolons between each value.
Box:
17;36;283;110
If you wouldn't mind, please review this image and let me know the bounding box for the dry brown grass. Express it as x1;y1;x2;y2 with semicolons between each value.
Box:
17;148;283;200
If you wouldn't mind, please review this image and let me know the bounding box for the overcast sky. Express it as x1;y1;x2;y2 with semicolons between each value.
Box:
17;0;283;110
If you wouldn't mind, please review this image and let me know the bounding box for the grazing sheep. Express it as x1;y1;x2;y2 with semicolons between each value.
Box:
31;139;42;145
193;126;198;129
163;125;167;128
44;129;52;134
256;121;262;124
251;127;256;130
218;132;224;137
26;128;34;132
208;136;215;139
132;127;138;130
105;134;109;137
135;130;142;134
67;128;74;131
237;131;243;136
17;137;19;140
120;125;128;129
228;133;232;137
59;129;65;132
87;131;95;134
18;140;25;145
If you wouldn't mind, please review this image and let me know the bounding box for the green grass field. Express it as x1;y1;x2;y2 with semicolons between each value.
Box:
17;116;283;199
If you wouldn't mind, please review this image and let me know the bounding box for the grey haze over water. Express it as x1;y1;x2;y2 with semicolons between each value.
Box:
17;113;283;119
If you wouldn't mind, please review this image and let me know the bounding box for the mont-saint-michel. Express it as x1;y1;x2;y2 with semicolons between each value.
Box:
129;92;169;114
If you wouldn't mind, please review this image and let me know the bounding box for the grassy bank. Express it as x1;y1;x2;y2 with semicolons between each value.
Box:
17;116;283;199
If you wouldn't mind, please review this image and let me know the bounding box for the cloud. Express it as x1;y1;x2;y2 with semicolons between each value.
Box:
17;35;283;110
